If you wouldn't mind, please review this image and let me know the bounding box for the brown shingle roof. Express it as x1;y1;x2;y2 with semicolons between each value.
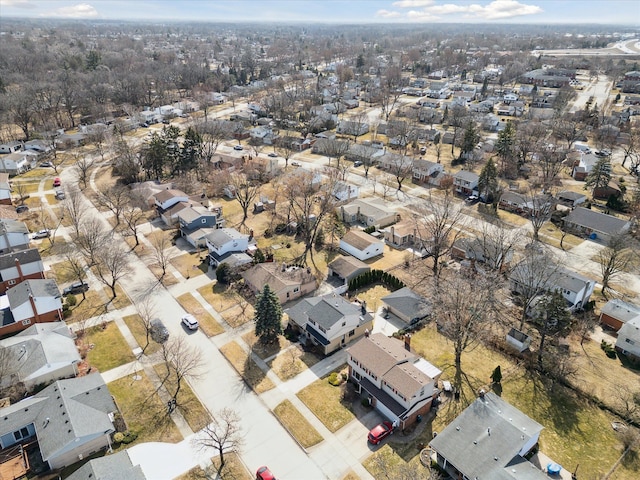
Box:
341;230;381;251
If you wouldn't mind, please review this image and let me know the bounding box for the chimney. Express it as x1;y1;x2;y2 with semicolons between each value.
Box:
479;388;486;398
404;333;411;351
14;257;24;282
364;328;370;338
361;300;367;315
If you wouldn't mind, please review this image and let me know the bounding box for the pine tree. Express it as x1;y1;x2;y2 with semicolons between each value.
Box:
460;121;479;160
533;291;572;367
254;284;283;344
585;156;612;193
478;157;499;203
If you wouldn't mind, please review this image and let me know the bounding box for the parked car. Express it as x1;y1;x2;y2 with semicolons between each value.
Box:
55;190;66;200
368;421;394;445
15;205;29;214
53;177;61;187
353;160;363;167
291;161;301;167
419;146;427;155
32;229;50;239
140;122;149;128
150;318;170;343
233;144;244;151
181;314;199;331
268;152;278;158
465;195;479;205
256;466;276;480
63;281;89;296
39;161;53;168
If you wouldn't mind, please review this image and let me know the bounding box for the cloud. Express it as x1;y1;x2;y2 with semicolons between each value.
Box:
0;0;37;8
406;9;441;21
376;9;402;18
44;3;99;18
392;0;434;7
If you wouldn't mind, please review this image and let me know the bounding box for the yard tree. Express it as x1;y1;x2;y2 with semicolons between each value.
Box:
322;137;350;169
597;233;635;298
175;126;202;175
73;154;95;190
478;157;499;206
160;336;205;407
76;217;109;267
532;291;572;368
149;233;175;279
386;153;413;192
94;243;133;298
274;136;296;168
134;297;157;354
230;171;260;226
193;408;244;478
97;185;130;227
525;190;553;243
62;247;89;301
122;204;145;248
447;104;468;156
515;120;546;168
538;144;567;192
254;284;283;344
495;121;515;175
585;155;612;194
459;120;480;162
620;126;639;169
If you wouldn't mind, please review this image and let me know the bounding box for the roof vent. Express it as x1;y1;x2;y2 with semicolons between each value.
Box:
456;426;460;431
494;456;498;461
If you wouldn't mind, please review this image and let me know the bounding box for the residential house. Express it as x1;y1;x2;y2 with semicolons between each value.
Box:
599;299;640;331
285;295;373;355
0;323;80;390
159;201;190;227
336;120;369;137
510;263;595;311
451;236;514;271
381;287;431;325
498;191;528;213
205;228;251;268
178;205;224;248
345;144;384;165
571;152;599;180
426;81;450;99
0;150;38;176
430;391;554;480
0;219;30;254
22;140;50;154
593;180;622;200
327;255;370;286
0;141;23;154
0;374;116;470
337;198;399;228
0;248;45;294
242;262;317;304
347;333;441;429
496;103;516;116
562;207;631;243
453;170;479;196
333;181;359;201
66;450;146;480
0;279;63;336
615;316;640;362
340;230;384;261
412;159;444;185
153;189;189;213
557;190;587;208
377;152;413;170
383;220;417;249
441;131;455;145
0;172;11;205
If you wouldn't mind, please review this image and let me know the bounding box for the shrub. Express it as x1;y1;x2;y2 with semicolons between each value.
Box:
66;294;77;307
121;431;138;444
601;340;617;359
216;263;231;284
62;304;72;319
341;372;348;381
113;432;125;443
328;372;341;386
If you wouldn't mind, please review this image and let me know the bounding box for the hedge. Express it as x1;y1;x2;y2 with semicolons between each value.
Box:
348;269;405;292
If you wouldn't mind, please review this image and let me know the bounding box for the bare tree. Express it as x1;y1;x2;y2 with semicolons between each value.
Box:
385;153;413;192
122;205;145;248
97;185;130;227
73;154;95;190
476;222;519;272
274;136;296;168
13;182;29;205
76;217;109;266
597;233;635;298
193;408;244;478
63;188;89;238
94;243;133;298
150;233;175;278
62;247;88;300
160;336;205;405
525;190;553;243
323;137;350;169
230;172;260;226
134;297;157;354
538;144;567;192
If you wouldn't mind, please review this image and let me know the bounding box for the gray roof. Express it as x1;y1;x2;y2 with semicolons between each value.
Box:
66;450;146;480
177;205;213;224
205;228;247;249
381;287;432;322
286;294;371;331
454;170;479;182
563;207;630;235
7;279;61;308
0;248;42;272
600;299;640;324
429;392;546;480
557;190;586;201
327;255;370;279
0;219;29;234
0;374;115;463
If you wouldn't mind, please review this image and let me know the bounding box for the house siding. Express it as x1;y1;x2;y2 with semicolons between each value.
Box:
47;433;113;470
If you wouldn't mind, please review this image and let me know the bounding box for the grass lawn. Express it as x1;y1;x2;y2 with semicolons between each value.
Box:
153;363;212;432
367;244;406;271
47;261;78;284
38;238;67;257
12;180;42;195
350;283;393;314
273;400;324;448
297;367;355;433
211;452;252;480
410;324;639;479
109;372;183;447
197;282;255;328
103;284;132;309
170;253;207;278
241;331;290;360
539;222;584;250
123;314;161;355
68;290;109;321
269;344;321;381
219;341;275;394
82;322;135;372
176;292;224;337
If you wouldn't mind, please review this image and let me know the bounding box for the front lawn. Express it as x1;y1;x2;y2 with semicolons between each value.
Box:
68;290;109;321
109;372;183;448
269;344;321;381
170;253;207;278
219;341;275;394
197;283;255;328
273;400;324;448
176;292;224;337
47;261;78;285
241;331;290;360
123;314;161;355
297;366;355;433
81;322;135;372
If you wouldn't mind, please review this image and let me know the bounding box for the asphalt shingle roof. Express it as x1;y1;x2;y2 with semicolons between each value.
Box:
563;207;629;236
0;248;42;272
381;287;432;322
66;450;146;480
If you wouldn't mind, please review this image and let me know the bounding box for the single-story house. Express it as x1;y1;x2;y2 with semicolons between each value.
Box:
242;263;317;304
340;230;384;261
429;391;553;480
600;299;640;331
562;207;631;243
451;237;513;271
337;198;399;228
557;190;587;208
381;287;431;325
285;295;374;355
0;374;116;470
383;220;417;248
333;181;359;201
347;333;441;429
327;255;370;285
615;316;640;363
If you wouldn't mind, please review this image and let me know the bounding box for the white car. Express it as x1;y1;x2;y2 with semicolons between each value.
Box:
32;229;50;239
181;314;199;331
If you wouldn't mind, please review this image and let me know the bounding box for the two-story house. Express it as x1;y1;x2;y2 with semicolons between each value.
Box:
0;219;30;254
0;151;38;176
453;170;479;196
0;279;63;336
285;295;373;355
337;198;399;229
0;374;116;471
178;205;224;248
0;248;45;294
347;333;441;429
153;188;189;214
412;159;444;185
242;263;317;304
0;173;11;205
205;228;252;268
615;316;640;363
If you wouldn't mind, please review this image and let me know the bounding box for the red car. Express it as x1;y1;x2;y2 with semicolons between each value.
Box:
53;177;62;187
256;466;276;480
368;421;394;445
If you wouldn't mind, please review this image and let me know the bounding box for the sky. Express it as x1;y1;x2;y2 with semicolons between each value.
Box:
0;0;638;25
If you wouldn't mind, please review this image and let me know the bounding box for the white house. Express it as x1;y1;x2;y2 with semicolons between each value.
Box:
453;170;479;196
153;188;189;212
615;316;640;363
0;150;39;176
412;159;444;184
0;219;30;254
340;230;384;261
205;228;251;267
333;181;359;201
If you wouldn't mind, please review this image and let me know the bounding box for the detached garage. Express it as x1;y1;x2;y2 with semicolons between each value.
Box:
340;230;384;261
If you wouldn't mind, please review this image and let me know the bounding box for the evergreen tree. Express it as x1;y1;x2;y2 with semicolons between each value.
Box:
585;156;612;193
495;121;515;173
478;157;499;204
254;284;283;344
460;121;479;160
177;127;202;175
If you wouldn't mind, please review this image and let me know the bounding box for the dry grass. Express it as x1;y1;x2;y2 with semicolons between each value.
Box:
539;223;584;250
496;209;530;226
366;244;406;271
273;400;324;448
219;341;275;394
269;344;321;381
123;314;161;355
46;261;77;284
103;284;132;309
197;282;254;328
297;367;355;433
350;284;393;314
109;372;183;447
211;452;252;480
170;253;207;278
176;292;224;337
241;331;290;360
341;471;361;480
81;322;135;372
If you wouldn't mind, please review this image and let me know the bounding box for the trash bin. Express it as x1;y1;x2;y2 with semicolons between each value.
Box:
417;415;422;423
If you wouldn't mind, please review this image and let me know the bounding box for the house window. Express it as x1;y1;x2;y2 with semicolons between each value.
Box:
8;279;16;286
354;372;361;380
13;427;30;442
293;287;300;293
349;329;355;337
626;338;635;345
